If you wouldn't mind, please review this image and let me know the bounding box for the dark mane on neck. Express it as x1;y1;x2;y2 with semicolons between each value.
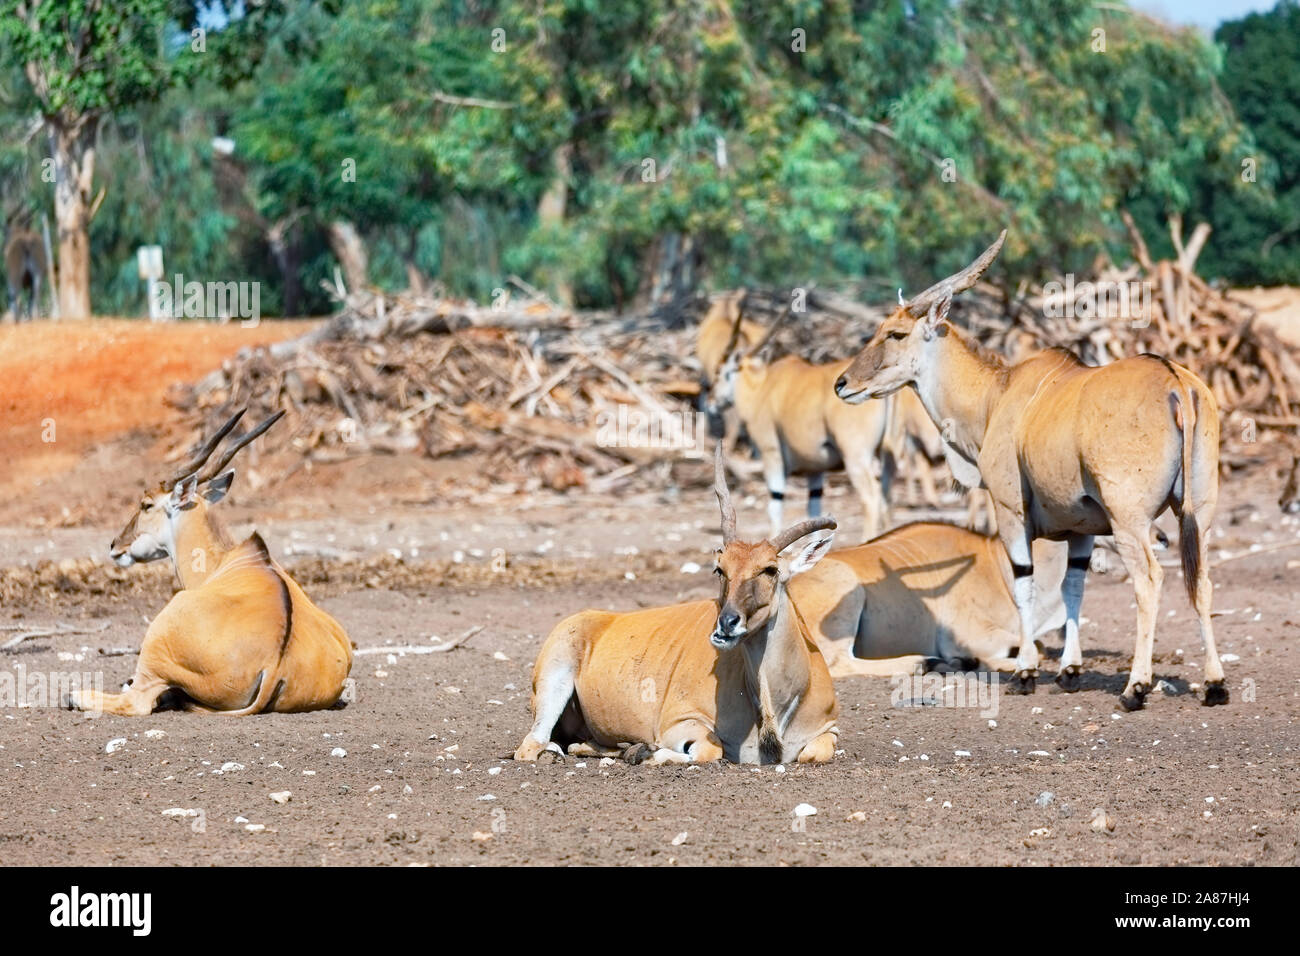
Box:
204;509;237;552
945;321;1010;381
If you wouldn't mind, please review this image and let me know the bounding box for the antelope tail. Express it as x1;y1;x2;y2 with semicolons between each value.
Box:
1172;375;1200;604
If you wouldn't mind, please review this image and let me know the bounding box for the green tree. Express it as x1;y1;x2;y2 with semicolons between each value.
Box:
1199;0;1300;284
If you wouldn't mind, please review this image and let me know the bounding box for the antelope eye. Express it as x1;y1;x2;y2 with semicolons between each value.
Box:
713;566;724;577
888;330;908;340
140;501;152;511
763;566;778;576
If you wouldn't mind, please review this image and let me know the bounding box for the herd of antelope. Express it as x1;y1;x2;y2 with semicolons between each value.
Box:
72;230;1264;767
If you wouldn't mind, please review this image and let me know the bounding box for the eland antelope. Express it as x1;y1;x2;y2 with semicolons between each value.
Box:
515;446;839;765
835;231;1226;710
790;522;1067;678
697;290;765;390
697;290;766;445
709;309;912;541
66;409;353;716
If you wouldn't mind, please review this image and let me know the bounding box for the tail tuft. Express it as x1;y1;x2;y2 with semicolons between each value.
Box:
1179;510;1199;604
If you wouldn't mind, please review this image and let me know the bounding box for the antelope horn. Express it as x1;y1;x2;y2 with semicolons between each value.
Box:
714;443;737;544
720;289;749;361
745;303;793;360
906;229;1007;317
169;408;246;485
196;410;286;483
771;516;837;555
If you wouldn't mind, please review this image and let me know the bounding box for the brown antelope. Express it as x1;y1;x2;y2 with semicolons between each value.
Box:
883;385;997;532
835;231;1226;710
515;446;839;765
696;290;765;389
709;309;919;541
4;224;45;320
66;409;353;716
790;522;1067;677
696;290;765;444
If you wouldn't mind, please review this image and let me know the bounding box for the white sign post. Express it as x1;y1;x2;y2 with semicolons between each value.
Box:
137;245;165;321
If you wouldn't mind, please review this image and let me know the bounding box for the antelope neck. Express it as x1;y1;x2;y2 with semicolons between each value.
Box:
916;325;1007;460
170;507;237;589
740;588;813;737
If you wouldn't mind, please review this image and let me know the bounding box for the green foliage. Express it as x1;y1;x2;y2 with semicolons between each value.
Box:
1;0;1292;314
1194;0;1300;285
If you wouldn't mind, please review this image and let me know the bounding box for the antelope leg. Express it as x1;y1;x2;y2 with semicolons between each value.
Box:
1056;534;1095;691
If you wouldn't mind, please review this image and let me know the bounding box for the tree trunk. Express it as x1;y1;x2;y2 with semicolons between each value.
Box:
49;119;97;320
537;143;574;306
266;215;304;317
326;220;369;293
403;229;428;294
637;232;696;308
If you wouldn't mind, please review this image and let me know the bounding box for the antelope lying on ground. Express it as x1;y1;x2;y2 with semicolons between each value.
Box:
710;310;922;541
515;447;839;765
67;409;353;716
835;232;1226;710
790;522;1066;678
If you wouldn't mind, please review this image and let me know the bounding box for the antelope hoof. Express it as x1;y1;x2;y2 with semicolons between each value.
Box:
1117;683;1149;712
1055;665;1083;692
623;743;654;765
1006;671;1037;695
1203;681;1229;707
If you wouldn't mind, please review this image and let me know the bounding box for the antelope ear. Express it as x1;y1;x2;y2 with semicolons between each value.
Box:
920;293;953;340
203;470;235;504
784;529;835;576
169;474;199;509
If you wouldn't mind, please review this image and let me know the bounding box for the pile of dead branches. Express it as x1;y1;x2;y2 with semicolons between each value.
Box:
167;304;659;492
166;283;885;493
168;221;1297;492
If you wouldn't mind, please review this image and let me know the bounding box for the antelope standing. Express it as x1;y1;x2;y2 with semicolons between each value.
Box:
883;386;996;531
66;409;353;716
710;309;916;540
696;290;765;443
835;232;1226;710
790;522;1067;677
696;290;765;389
4;224;45;320
515;446;839;765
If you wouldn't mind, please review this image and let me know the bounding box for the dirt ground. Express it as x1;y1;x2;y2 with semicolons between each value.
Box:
1;320;1298;866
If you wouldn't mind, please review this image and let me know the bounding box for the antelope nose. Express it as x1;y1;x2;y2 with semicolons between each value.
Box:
834;374;848;395
719;611;741;634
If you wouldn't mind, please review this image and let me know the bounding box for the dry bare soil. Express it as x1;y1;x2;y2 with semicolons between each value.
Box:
0;320;1297;866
